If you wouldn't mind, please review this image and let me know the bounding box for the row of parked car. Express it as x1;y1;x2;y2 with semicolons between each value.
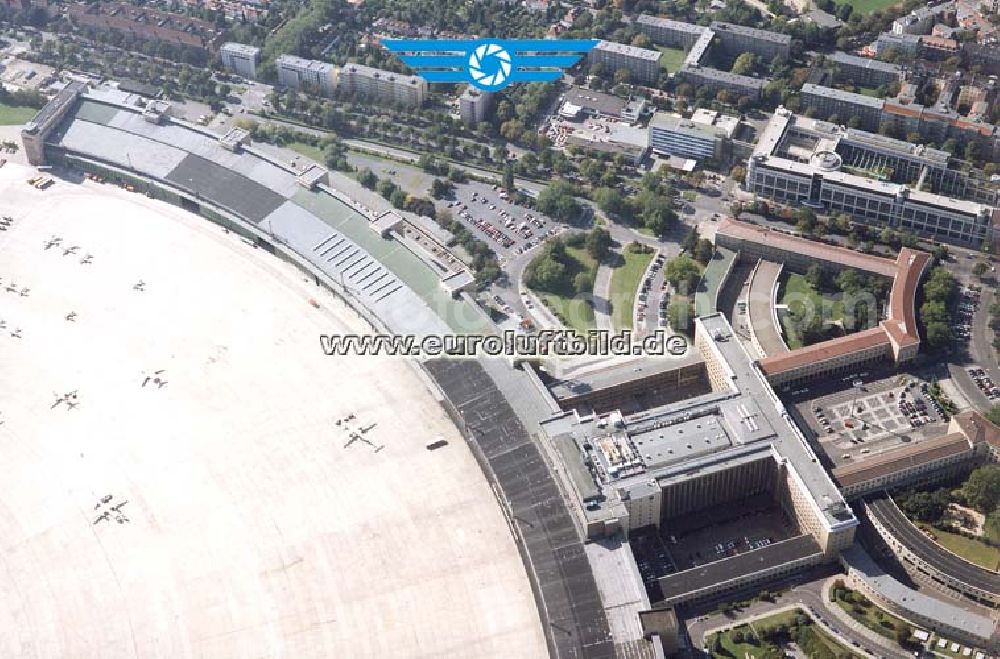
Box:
953;286;980;343
637;254;666;327
898;388;938;427
968;367;999;401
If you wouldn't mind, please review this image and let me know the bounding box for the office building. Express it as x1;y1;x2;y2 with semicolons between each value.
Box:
275;55;338;96
746;107;999;248
648;110;737;161
220;42;261;80
589;40;662;85
339;63;427;108
563;119;649;164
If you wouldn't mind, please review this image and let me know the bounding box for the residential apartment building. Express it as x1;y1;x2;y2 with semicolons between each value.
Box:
339;63;427;108
66;2;223;53
636;14;706;49
458;86;493;126
220;42;260;80
588;40;662;85
828;52;901;87
709;21;791;60
275;55;338;96
800;83;883;130
876;32;921;56
680;66;765;99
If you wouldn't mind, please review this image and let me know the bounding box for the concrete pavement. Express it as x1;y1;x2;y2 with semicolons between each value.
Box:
593;262;614;330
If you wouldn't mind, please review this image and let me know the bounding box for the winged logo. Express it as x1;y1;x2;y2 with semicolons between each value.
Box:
381;39;599;92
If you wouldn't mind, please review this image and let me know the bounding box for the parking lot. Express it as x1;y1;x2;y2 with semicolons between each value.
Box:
671;509;793;571
446;181;560;258
629;497;796;596
798;375;950;468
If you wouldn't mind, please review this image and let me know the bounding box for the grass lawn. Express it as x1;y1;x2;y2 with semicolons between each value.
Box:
710;608;857;659
915;522;1000;571
537;245;598;335
287;140;326;164
857;86;882;98
842;0;901;13
610;248;654;331
930;635;981;658
0;103;37;126
832;586;911;644
656;46;687;73
681;190;697;202
779;273;844;349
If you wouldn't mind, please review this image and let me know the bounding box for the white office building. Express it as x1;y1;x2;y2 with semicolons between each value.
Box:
747;107;999;248
648;110;737;161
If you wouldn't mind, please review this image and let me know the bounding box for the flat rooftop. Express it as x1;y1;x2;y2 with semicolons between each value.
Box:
709;21;791;45
547;354;703;403
696;314;855;528
636;14;707;35
595;40;663;61
842;544;996;643
563;87;626;117
829;51;901;74
800;83;884;109
658;534;821;602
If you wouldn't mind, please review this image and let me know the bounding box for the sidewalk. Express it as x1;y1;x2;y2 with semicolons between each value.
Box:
817;576;909;659
593;262;613;331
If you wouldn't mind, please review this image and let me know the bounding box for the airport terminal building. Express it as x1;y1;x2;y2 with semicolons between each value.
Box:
540;314;858;608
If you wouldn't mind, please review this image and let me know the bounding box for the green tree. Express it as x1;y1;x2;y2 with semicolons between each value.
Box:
594;187;626;218
985;406;1000;427
430;178;453;199
973;261;989;278
665;255;702;294
732;52;757;76
585;227;612;262
356;168;378;190
536;181;581;223
503;161;515;192
923;267;957;303
961;466;1000;514
694;238;714;266
806;263;825;289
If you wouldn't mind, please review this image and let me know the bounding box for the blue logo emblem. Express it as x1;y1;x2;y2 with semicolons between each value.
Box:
382;39;599;92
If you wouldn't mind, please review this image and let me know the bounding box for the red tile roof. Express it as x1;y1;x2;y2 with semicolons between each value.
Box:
833;432;972;488
758;327;890;375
